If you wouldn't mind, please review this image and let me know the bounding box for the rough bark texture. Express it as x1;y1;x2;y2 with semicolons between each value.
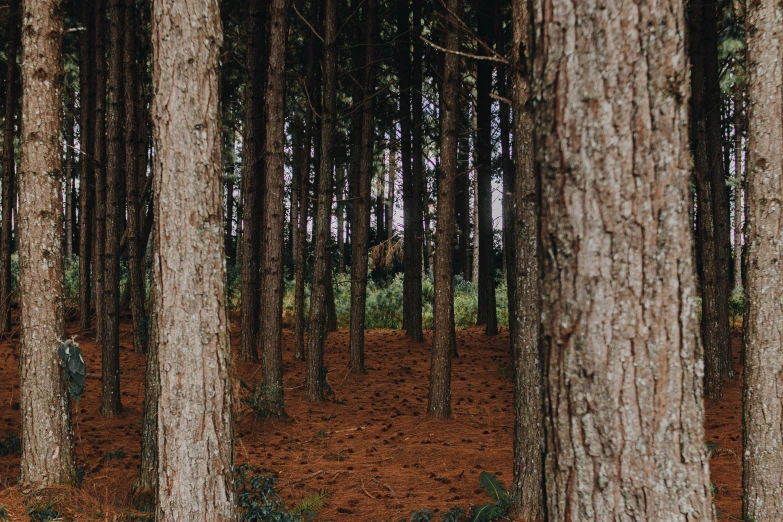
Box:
78;0;94;332
124;0;146;354
260;0;288;416
732;97;743;292
102;0;124;418
94;0;107;344
306;0;336;401
348;0;378;375
689;0;725;399
18;0;76;485
475;0;496;335
427;0;458;420
742;1;783;518
410;0;425;340
64;99;74;259
1;0;20;334
509;0;542;517
533;0;717;519
240;0;264;363
151;0;235;518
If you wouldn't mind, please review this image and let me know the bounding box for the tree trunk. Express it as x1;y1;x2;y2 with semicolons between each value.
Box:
125;0;146;354
386;140;395;237
1;0;20;334
408;0;424;340
78;0;94;332
689;0;725;399
455;110;470;279
336;166;345;273
18;0;76;485
509;0;541;517
733;96;743;292
349;0;378;374
240;0;265;363
94;0;107;344
102;0;124;418
471;171;479;285
64;97;75;259
306;0;337;401
533;0;716;519
151;0;235;517
260;0;288;416
428;0;459;420
742;1;783;518
475;1;496;335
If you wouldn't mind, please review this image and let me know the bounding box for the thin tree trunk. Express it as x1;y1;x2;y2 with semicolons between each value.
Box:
742;0;783;518
78;0;94;332
18;0;76;485
125;0;146;354
1;0;20;334
471;171;479;285
509;0;541;516
386;139;395;237
240;0;264;363
533;0;716;518
336;166;345;273
456;109;470;279
152;0;235;517
689;0;724;399
306;0;337;400
733;96;743;292
476;0;496;334
408;0;424;340
260;0;288;416
94;0;108;344
428;0;459;420
64;97;74;260
102;0;124;418
348;0;378;373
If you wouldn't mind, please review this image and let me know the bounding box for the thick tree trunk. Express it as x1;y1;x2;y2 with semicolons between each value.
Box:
349;0;378;374
124;0;147;354
733;97;743;292
240;0;265;363
428;0;459;420
533;0;716;519
742;1;783;518
689;0;725;400
151;0;235;518
260;0;288;416
78;0;94;332
475;1;496;335
1;0;20;334
306;0;337;401
509;0;541;517
94;0;107;344
18;0;76;485
102;0;124;418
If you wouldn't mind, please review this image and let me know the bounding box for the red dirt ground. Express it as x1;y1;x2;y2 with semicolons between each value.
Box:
0;319;743;520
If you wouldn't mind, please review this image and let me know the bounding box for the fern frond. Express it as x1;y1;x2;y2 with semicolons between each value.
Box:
478;471;507;501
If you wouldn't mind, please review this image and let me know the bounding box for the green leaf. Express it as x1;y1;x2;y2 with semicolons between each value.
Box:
478;472;506;502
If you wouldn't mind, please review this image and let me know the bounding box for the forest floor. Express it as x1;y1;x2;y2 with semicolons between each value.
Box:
0;318;742;521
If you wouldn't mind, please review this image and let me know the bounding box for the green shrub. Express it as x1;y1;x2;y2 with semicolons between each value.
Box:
409;472;514;522
235;464;327;522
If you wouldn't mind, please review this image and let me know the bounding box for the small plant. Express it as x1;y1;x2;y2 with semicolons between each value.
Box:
315;429;328;439
104;446;127;461
0;504;9;522
290;491;330;521
410;508;435;522
27;498;60;522
0;432;21;456
322;452;344;462
239;380;285;419
409;472;514;522
57;339;86;402
235;464;297;522
497;365;511;378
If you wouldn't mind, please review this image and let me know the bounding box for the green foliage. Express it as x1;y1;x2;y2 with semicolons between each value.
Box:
730;288;745;328
104;447;126;461
64;257;80;299
0;504;8;522
235;464;324;522
239;380;285;419
57;339;86;402
409;509;435;522
0;432;21;456
27;498;59;522
409;473;514;522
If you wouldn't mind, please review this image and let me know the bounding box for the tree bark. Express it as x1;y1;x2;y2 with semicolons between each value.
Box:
102;0;124;418
1;0;20;334
733;96;743;292
124;0;147;354
475;0;496;335
409;0;425;339
64;97;74;260
689;0;725;399
533;0;716;518
260;0;288;416
742;0;783;518
306;0;337;401
18;0;76;485
151;0;235;517
94;0;108;344
509;0;541;517
428;0;459;420
240;0;265;363
349;0;378;375
78;0;94;332
455;108;470;279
